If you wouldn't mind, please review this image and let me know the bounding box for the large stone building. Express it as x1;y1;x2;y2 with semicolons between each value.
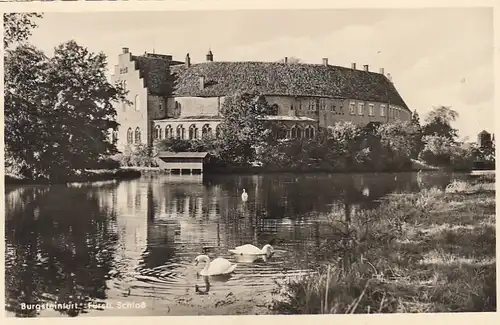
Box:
111;48;411;152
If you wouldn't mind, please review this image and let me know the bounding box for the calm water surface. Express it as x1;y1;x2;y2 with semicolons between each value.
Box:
4;172;464;317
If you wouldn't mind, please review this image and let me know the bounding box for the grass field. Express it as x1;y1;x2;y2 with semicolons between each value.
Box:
271;174;496;314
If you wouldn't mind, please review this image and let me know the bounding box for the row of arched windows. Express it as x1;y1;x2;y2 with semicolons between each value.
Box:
154;124;219;141
127;127;141;144
273;124;316;140
151;123;316;141
289;125;316;139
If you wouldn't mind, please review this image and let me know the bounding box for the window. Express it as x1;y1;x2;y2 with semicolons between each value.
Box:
305;125;315;139
308;101;315;112
127;128;133;144
369;104;375;116
202;124;212;137
154;125;161;140
159;100;163;111
291;125;302;139
177;125;185;139
358;103;365;116
349;102;356;115
134;127;141;144
165;125;173;138
120;67;128;74
122;100;127;112
319;99;326;111
380;104;386;117
134;95;140;111
189;124;198;140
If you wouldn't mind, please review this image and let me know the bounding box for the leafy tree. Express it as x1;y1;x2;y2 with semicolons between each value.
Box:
217;93;275;166
325;122;363;171
376;120;418;169
3;13;43;49
410;109;421;127
422;106;459;140
4;41;127;180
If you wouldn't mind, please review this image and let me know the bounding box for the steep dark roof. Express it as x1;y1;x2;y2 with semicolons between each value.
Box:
170;62;409;110
131;53;183;96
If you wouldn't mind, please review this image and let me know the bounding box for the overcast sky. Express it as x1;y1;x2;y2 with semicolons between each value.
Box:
28;8;494;140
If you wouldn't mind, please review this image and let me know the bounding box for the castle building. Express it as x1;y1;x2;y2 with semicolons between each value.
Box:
111;48;411;152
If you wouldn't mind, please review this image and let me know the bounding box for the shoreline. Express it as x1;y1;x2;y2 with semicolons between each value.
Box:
5;166;494;186
4;169;142;186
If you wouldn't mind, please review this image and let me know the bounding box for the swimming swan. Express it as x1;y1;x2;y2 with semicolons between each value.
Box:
194;255;237;276
241;189;248;201
229;244;274;256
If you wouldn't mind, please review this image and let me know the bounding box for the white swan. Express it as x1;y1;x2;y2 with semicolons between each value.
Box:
194;255;237;276
229;244;274;256
241;189;248;201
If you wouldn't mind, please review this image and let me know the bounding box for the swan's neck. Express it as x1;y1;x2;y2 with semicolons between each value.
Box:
200;256;210;271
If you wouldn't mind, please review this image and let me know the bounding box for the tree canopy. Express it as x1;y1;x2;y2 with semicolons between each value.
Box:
4;13;43;48
422;106;459;140
5;40;127;180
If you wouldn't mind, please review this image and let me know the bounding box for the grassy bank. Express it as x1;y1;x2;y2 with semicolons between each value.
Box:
271;175;496;314
4;169;141;185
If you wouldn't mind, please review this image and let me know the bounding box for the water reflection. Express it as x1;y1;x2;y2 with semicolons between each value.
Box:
5;171;461;317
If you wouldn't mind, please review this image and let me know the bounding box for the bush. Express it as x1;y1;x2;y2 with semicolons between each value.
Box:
115;145;158;167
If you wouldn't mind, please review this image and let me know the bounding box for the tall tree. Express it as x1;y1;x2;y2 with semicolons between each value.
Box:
5;41;127;180
3;13;43;49
410;109;421;128
422;106;459;140
217;93;275;166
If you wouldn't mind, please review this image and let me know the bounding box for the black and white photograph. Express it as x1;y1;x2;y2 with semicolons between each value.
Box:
2;1;497;319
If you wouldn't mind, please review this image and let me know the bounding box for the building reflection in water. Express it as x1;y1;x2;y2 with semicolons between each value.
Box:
4;171;460;317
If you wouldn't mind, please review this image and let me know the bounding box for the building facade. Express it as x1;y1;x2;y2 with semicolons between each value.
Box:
111;48;411;152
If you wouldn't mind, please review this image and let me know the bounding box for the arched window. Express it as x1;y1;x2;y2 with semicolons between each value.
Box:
176;125;185;140
189;124;198;140
165;125;173;139
202;124;212;137
134;127;141;144
134;95;140;111
154;125;161;140
127;128;133;144
305;125;315;139
291;125;302;139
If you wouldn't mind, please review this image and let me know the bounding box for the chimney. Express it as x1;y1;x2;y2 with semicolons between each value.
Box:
322;58;329;66
363;65;369;72
122;47;129;54
185;53;191;67
199;76;205;90
351;63;356;70
379;67;385;75
284;57;288;64
206;50;214;62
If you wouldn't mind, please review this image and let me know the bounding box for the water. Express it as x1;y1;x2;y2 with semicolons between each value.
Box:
4;171;464;317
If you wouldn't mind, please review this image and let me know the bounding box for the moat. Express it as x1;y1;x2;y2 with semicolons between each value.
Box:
5;171;467;317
